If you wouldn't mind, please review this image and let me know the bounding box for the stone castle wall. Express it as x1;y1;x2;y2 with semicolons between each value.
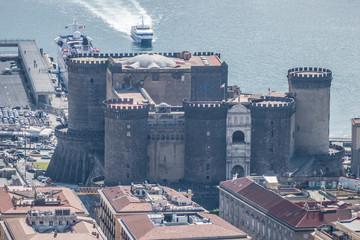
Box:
147;112;185;183
103;99;149;186
288;67;332;155
67;59;108;134
184;101;228;183
191;62;228;102
250;96;295;175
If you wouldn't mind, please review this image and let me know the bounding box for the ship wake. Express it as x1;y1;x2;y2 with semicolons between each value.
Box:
70;0;152;35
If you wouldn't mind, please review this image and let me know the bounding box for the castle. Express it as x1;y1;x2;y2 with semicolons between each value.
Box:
46;51;344;186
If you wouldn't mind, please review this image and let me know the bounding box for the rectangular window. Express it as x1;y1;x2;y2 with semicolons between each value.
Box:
40;221;43;225
207;131;210;136
49;221;53;226
152;73;159;81
127;132;131;137
206;164;210;171
59;221;62;225
127;125;131;129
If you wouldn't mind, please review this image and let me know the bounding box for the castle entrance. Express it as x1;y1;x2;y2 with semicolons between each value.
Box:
231;165;245;178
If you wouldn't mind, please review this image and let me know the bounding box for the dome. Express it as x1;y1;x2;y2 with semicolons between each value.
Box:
122;54;176;69
73;31;81;39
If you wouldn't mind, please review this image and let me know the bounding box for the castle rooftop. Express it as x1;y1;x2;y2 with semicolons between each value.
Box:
69;52;222;69
104;97;147;109
291;71;330;77
253;100;290;107
351;118;360;126
115;53;222;69
68;57;107;62
113;88;155;105
229;93;263;104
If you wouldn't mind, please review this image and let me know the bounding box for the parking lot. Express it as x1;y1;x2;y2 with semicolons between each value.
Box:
0;107;49;129
0;60;30;108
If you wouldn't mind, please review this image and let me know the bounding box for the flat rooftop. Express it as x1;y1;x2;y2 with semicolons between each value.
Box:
113;89;151;105
120;212;249;239
5;216;105;240
291;71;329;77
0;186;88;216
18;41;54;94
100;183;204;214
229;93;263;104
337;218;360;233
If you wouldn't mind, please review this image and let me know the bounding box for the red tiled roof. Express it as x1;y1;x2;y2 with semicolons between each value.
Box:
101;185;197;213
0;187;87;216
0;187;14;213
101;186;152;213
121;213;248;239
220;178;352;229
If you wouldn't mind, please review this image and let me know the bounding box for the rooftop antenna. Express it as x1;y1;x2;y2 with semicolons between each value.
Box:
67;14;84;33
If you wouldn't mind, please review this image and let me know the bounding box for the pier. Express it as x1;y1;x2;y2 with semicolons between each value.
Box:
0;40;54;105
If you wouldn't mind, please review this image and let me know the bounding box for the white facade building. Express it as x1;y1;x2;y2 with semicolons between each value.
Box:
226;104;251;179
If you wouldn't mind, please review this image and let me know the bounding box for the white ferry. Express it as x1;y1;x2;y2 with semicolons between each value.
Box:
54;18;99;91
131;17;154;45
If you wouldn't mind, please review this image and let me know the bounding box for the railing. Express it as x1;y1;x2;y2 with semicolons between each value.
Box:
75;187;101;195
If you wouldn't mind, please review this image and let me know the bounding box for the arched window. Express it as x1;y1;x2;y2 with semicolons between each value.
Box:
231;165;245;178
232;131;245;143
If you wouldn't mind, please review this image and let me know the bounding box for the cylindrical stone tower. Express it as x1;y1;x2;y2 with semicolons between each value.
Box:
67;58;108;134
46;57;108;184
103;98;149;186
288;67;332;155
250;96;295;175
184;100;227;184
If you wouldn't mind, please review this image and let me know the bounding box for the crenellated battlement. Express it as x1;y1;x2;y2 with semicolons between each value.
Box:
67;58;108;75
250;96;295;119
67;51;221;59
183;100;228;120
288;67;332;89
55;125;104;141
67;58;108;65
103;98;149;120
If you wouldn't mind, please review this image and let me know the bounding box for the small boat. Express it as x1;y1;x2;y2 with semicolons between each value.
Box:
131;17;154;45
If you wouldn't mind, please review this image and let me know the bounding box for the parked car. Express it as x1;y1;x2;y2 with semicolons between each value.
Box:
41;155;51;159
27;157;37;162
